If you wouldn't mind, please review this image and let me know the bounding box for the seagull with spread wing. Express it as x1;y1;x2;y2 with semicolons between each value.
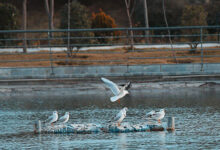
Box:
101;77;131;103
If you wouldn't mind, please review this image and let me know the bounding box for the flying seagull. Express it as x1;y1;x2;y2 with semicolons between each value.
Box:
58;112;69;125
101;77;131;103
146;109;165;123
45;111;58;126
110;107;128;126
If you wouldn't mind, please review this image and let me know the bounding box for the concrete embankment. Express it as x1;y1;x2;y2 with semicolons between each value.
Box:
0;74;220;86
0;63;220;81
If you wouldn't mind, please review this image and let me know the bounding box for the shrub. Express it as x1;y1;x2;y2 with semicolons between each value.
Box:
91;9;121;43
181;5;208;53
0;3;18;46
60;1;94;56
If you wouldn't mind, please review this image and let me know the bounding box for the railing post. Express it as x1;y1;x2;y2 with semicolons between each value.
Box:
218;27;220;43
34;120;42;134
200;27;204;71
126;29;129;46
66;0;70;65
22;0;27;53
48;30;54;77
167;117;175;131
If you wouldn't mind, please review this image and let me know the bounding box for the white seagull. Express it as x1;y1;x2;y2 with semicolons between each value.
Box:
45;111;58;125
111;107;128;126
101;77;131;103
58;112;69;124
146;109;165;123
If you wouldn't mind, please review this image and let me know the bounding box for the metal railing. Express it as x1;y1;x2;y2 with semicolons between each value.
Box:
0;26;219;70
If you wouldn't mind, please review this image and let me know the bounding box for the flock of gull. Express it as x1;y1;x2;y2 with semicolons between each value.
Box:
45;77;165;126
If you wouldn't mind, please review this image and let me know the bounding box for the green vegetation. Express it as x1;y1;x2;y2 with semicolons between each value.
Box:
0;0;219;48
181;5;208;53
60;1;94;56
1;0;220;29
0;3;18;30
206;0;220;34
60;1;91;30
0;3;18;45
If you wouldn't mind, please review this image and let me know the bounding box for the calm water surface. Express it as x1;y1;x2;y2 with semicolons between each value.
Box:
0;82;220;149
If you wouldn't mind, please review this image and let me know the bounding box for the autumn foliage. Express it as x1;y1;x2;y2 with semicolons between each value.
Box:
91;9;121;43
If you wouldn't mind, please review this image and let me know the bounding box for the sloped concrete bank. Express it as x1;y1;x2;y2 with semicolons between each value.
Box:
0;63;220;82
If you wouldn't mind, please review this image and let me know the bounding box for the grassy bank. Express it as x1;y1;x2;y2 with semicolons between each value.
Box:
0;46;220;67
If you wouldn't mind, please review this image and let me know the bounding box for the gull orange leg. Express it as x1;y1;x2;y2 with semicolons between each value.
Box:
117;99;120;104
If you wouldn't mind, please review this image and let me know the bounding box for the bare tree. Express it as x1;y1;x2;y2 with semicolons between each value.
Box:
50;0;54;30
44;0;54;32
143;0;149;43
44;0;54;75
22;0;27;53
124;0;135;51
67;0;71;57
162;0;177;63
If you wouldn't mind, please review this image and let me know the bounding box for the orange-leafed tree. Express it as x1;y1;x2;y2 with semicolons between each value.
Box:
91;9;121;43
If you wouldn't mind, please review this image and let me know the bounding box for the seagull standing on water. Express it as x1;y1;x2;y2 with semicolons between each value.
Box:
58;112;69;125
146;109;165;123
110;107;128;126
45;111;58;126
101;77;131;103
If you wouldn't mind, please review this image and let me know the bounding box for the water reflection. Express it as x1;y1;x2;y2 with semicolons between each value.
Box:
1;85;220;110
116;133;127;149
156;132;166;149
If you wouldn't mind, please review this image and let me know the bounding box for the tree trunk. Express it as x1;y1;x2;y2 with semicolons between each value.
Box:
162;0;177;63
67;0;71;58
143;0;149;43
50;0;54;31
44;0;50;17
44;0;54;75
44;0;54;32
124;0;134;51
22;0;27;53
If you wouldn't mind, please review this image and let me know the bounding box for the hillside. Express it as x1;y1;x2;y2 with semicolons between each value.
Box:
2;0;128;30
2;0;219;30
1;0;219;34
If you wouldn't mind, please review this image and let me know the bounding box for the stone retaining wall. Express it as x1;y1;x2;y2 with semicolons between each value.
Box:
0;63;220;79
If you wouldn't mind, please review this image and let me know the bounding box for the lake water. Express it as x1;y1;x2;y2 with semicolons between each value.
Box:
0;81;220;149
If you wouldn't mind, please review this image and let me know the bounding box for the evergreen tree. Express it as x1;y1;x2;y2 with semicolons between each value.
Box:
0;3;18;46
181;5;208;53
60;1;94;56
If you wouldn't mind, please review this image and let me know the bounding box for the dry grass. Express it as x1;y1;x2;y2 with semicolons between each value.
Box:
0;47;220;67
